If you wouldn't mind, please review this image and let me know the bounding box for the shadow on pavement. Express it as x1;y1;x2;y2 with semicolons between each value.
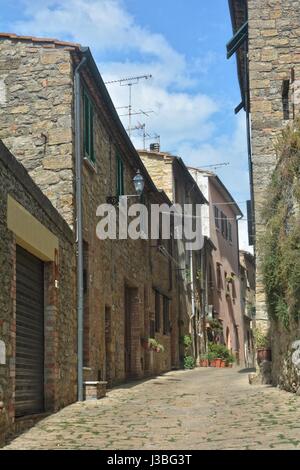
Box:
238;367;256;374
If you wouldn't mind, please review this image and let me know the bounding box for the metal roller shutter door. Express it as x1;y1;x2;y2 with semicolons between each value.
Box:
15;245;44;417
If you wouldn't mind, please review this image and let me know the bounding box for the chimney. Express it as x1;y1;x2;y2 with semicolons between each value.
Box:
150;142;160;152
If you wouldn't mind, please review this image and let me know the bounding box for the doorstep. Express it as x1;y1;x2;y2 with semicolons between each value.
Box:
84;381;108;400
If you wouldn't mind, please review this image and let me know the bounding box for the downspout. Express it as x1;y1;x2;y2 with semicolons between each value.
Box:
236;213;244;365
189;250;196;359
75;56;87;401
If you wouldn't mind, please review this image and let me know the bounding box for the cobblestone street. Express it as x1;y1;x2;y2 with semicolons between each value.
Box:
3;368;300;450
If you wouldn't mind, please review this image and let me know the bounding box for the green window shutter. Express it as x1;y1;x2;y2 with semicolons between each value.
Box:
90;104;94;163
116;154;124;197
83;90;95;163
84;90;89;156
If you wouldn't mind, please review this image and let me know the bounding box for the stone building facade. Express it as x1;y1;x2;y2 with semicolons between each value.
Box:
228;1;300;382
0;34;181;398
189;168;245;365
0;140;76;445
138;149;208;364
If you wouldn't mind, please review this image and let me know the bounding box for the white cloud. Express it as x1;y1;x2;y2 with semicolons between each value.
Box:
14;0;192;88
12;0;219;149
10;0;251;251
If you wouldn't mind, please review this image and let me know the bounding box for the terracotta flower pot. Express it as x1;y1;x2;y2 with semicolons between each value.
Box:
210;359;217;367
200;359;209;367
215;358;223;368
257;348;272;364
220;360;226;368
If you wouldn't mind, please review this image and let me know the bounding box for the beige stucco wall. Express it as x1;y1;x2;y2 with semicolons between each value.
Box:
7;195;59;261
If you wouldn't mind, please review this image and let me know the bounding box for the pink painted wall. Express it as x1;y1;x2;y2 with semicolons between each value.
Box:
208;178;245;365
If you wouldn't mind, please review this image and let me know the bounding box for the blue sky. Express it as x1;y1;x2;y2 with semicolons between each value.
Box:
1;0;251;250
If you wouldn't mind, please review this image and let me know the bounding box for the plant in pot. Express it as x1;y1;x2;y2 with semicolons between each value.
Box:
184;355;195;369
253;327;271;364
208;351;217;367
199;353;209;367
225;273;235;283
181;334;196;369
149;338;158;351
226;353;235;368
156;343;165;353
208;342;231;368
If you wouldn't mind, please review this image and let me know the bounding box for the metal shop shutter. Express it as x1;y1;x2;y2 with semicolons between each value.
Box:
15;245;44;417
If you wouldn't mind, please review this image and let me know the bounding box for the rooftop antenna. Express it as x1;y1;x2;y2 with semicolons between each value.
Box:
199;162;230;171
118;108;154;118
105;74;152;137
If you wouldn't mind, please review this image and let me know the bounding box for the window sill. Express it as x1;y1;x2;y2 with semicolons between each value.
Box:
84;157;97;173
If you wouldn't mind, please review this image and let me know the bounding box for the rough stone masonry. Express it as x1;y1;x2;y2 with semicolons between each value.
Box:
230;0;300;389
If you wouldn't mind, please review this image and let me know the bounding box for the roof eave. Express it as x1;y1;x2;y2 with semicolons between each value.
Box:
210;174;243;218
78;47;159;195
227;0;247;103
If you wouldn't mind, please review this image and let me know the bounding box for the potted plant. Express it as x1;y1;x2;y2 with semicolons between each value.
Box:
149;338;158;351
253;327;271;364
208;351;217;367
156;343;165;353
225;274;235;283
226;353;235;368
208;342;231;368
184;355;195;369
199;354;209;367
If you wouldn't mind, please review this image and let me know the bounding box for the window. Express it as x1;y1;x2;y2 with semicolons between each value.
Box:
155;290;160;332
116;154;124;197
231;273;237;300
163;296;170;335
282;79;290;120
221;212;225;236
150;319;155;338
228;222;232;242
217;263;222;291
225;271;230;295
83;89;95;163
224;215;228;240
214;205;219;229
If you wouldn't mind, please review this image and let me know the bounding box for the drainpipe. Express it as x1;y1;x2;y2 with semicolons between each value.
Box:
74;56;87;402
236;213;244;365
189;250;196;359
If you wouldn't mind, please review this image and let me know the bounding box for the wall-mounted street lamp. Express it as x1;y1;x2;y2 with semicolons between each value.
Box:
106;169;145;205
133;169;144;196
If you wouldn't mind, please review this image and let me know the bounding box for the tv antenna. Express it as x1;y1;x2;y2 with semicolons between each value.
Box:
117;107;154;119
128;123;160;150
105;74;152;137
199;162;230;171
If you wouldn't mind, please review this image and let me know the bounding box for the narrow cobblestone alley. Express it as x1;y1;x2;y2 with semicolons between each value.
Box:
3;368;300;451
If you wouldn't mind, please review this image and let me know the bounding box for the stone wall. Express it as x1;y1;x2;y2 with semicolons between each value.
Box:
138;150;207;364
0;38;74;226
248;0;300;331
0;141;76;445
271;321;300;393
80;93;179;383
0;36;181;393
247;0;300;384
